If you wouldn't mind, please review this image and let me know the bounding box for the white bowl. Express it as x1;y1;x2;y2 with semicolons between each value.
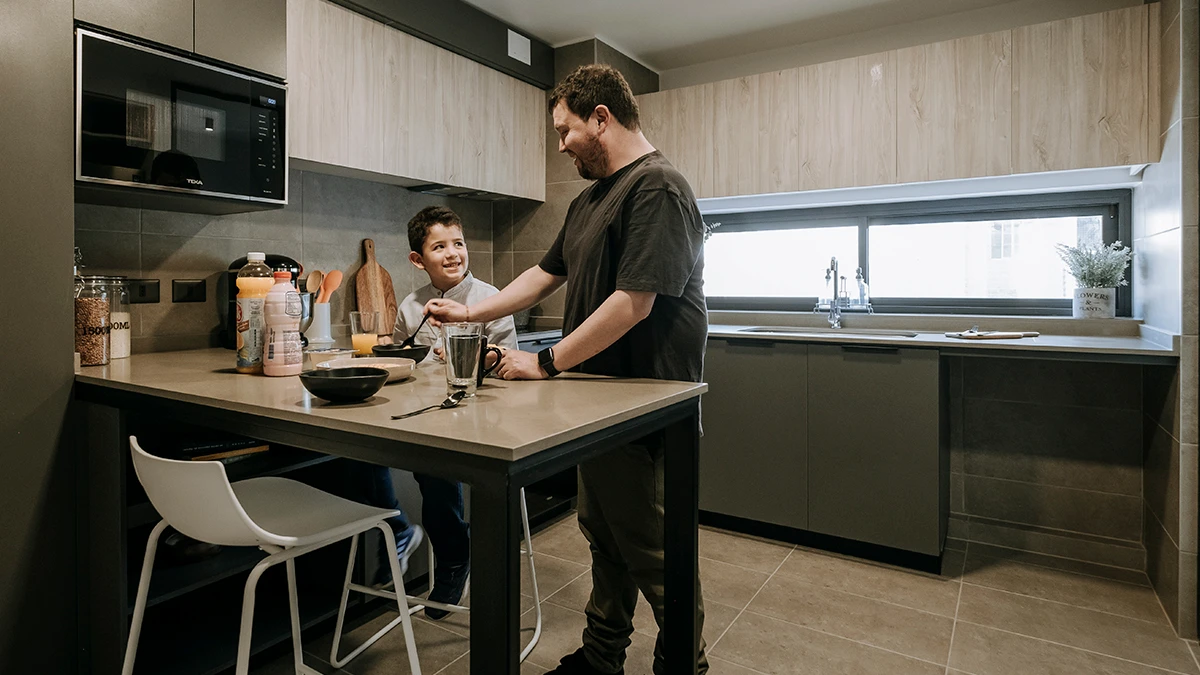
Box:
317;356;415;383
304;347;357;370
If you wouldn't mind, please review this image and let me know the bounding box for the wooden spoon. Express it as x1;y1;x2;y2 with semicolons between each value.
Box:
305;269;324;296
319;269;343;304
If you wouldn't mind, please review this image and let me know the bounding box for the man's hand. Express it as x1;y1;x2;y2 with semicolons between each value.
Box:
493;349;547;380
423;298;470;327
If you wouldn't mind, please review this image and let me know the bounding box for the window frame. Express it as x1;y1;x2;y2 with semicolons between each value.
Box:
703;190;1132;317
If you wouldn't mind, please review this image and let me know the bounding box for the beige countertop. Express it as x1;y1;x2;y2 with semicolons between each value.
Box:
708;324;1178;358
75;349;706;461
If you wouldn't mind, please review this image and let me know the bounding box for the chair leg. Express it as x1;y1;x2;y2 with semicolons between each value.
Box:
235;557;275;675
121;519;170;675
329;533;360;667
519;488;542;663
329;526;422;674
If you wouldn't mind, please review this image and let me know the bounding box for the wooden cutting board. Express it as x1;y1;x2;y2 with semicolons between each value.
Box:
355;238;397;335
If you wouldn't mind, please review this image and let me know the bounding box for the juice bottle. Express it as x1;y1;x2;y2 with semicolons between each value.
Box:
235;252;275;373
264;271;303;377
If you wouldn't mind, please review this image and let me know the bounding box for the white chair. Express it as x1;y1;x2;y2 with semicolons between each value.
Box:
349;488;545;663
122;436;423;675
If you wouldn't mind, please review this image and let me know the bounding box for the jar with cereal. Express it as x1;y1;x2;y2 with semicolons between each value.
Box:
75;276;111;366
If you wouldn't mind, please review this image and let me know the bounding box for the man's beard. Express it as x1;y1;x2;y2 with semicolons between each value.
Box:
573;134;608;180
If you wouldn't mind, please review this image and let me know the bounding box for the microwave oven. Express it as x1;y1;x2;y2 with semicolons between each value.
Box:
75;29;287;213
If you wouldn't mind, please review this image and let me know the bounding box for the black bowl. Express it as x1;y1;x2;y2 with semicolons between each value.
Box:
372;343;431;362
299;367;390;403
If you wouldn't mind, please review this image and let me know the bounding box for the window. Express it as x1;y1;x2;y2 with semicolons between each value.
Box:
703;191;1130;316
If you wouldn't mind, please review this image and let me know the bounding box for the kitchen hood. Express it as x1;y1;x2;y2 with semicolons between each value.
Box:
406;183;517;202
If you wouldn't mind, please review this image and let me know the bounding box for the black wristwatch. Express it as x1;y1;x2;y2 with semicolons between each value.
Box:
537;347;560;377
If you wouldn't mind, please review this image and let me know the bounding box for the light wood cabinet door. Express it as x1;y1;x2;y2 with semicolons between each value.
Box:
897;31;1011;182
286;0;546;200
713;75;760;197
195;0;287;79
799;52;897;190
1012;6;1150;173
638;84;716;198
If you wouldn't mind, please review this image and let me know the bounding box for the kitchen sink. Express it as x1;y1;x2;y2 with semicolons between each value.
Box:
738;326;920;338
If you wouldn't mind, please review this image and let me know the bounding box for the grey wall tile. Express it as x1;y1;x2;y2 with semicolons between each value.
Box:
1183;9;1198;121
595;39;660;96
1164;0;1182;33
546;103;580;184
1138;226;1184;334
963;398;1142;496
471;254;493;286
966;536;1147;584
1164;10;1183;134
1145;415;1182;546
513;251;566;320
1183;442;1198;553
75;203;139;233
74;229;140;278
1146;503;1182;630
1181;550;1198;637
301;171;408;248
1141;121;1185;239
1145;364;1182;441
512;181;587;253
1183;227;1197;335
965;474;1142;542
492;201;514;252
962;357;1141;410
130;334;215;353
951;472;965;514
493;250;514;289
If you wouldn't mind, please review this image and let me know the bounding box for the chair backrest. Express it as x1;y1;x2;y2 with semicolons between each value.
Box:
129;435;269;547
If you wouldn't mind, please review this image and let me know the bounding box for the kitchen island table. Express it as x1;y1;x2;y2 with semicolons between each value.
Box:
75;348;706;675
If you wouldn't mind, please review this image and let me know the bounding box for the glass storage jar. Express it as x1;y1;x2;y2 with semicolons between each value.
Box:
106;276;131;359
75;276;111;366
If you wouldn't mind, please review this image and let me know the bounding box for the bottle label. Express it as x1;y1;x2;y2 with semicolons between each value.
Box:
237;297;266;369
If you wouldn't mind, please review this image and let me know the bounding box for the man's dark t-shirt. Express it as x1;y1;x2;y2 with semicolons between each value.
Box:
539;151;706;383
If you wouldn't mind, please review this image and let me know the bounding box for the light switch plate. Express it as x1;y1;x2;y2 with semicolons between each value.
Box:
128;279;160;304
507;29;531;65
172;279;206;303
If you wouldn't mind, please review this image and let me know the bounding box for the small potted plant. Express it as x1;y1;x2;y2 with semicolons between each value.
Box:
1055;240;1133;318
703;221;721;242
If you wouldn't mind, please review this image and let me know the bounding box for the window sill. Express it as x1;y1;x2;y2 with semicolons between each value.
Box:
706;309;1146;339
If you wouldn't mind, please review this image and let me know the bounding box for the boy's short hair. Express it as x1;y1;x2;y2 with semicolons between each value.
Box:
548;64;640;131
407;206;463;253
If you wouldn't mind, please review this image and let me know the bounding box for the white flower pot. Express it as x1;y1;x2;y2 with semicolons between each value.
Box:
1072;288;1116;318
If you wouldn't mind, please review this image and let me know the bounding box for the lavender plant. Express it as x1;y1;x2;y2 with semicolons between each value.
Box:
1055;240;1133;288
703;221;721;242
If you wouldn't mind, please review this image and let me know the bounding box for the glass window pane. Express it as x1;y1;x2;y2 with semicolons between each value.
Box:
705;226;859;297
868;216;1103;299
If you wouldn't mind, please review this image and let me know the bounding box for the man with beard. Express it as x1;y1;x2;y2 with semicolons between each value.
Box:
424;64;708;675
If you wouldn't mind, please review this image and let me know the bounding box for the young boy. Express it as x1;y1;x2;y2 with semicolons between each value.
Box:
379;205;517;618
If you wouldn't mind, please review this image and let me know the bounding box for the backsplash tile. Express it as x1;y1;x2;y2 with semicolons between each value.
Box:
74;170;496;350
964;474;1142;543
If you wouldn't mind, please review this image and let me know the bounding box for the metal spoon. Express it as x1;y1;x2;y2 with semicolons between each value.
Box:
400;312;432;348
391;390;466;420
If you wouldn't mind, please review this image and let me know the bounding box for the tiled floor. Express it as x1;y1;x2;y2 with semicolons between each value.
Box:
253;513;1200;675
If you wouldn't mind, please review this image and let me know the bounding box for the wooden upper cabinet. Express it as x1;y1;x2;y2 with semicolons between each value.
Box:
638;84;716;198
75;0;193;52
286;0;545;201
897;31;1011;182
195;0;287;79
713;75;761;197
799;53;897;190
1012;6;1150;173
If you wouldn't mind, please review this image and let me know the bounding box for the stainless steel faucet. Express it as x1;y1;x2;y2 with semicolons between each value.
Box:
826;257;842;328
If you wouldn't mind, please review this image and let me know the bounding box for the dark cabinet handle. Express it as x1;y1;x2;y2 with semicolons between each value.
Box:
725;338;775;347
840;344;901;354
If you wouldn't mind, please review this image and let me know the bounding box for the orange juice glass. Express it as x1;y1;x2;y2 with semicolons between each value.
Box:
349;311;380;355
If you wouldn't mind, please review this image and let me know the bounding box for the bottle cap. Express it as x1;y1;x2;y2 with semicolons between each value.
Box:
247;252;266;262
274;271;291;281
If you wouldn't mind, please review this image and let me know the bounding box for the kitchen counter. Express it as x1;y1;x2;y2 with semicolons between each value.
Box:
708;324;1178;363
76;349;705;461
74;349;706;675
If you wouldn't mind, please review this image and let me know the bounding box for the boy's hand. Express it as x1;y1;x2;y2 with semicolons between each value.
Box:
424;298;469;327
493;349;547;380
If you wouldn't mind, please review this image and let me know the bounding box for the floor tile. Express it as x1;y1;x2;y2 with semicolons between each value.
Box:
949;621;1181;675
700;557;772;609
530;514;594;567
307;609;470;675
409;587;535;638
251;651;351;675
746;573;955;664
710;610;944;675
774;547;962;617
432;652;549;674
519;601;659;674
1189;641;1200;671
962;550;1167;624
522;552;590;603
699;527;795;574
956;584;1198;674
708;655;768;674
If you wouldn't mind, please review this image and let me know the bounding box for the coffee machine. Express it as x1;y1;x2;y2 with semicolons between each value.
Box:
218;254;302;349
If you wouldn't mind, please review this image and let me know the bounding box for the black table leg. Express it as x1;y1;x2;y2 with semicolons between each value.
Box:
664;401;701;674
469;473;522;674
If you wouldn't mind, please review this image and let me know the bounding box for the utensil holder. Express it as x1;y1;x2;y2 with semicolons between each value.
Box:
307;302;334;349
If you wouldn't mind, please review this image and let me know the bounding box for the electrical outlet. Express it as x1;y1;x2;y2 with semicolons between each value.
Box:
128;279;160;304
172;279;206;303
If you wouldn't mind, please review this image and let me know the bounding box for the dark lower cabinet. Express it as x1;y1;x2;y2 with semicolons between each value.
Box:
700;338;809;530
806;345;947;556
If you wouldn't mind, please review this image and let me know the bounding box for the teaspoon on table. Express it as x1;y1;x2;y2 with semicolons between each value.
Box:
391;390;466;420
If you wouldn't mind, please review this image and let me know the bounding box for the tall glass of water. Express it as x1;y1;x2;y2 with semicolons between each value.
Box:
443;322;484;397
